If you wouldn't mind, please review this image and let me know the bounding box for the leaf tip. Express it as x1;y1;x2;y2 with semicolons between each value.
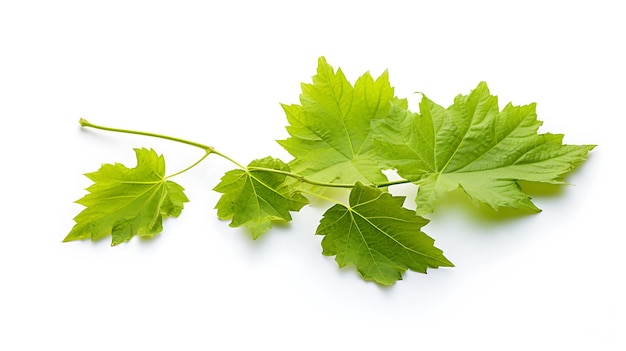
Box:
441;256;455;268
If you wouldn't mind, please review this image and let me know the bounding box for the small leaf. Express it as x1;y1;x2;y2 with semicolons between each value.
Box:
65;148;189;246
372;82;595;214
316;182;453;285
213;156;309;239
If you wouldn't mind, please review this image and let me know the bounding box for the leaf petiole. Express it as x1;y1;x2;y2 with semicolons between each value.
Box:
79;118;214;152
211;149;247;169
248;166;413;189
80;118;216;179
165;149;211;179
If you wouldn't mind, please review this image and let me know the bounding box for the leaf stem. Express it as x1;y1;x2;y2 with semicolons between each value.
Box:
248;167;412;189
79;119;414;189
79;118;213;152
165;149;211;179
211;149;247;169
299;188;348;207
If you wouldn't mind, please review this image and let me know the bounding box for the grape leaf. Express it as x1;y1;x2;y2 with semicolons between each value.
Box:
372;82;596;214
64;148;189;246
277;57;398;188
213;156;309;238
316;182;453;285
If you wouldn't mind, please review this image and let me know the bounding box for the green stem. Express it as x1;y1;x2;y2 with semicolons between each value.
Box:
248;167;352;188
299;187;348;207
165;149;211;179
80;118;213;152
211;150;247;169
79;119;414;190
248;166;412;189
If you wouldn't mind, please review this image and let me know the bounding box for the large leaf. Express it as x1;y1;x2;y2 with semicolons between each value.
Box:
64;148;189;246
277;57;398;188
372;82;595;214
316;182;453;285
213;157;309;238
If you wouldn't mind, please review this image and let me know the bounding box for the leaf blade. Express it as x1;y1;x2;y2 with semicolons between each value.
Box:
316;182;453;285
373;82;595;214
213;157;309;238
277;57;396;188
64;148;189;245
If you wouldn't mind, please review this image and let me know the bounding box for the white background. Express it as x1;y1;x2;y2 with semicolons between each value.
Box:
1;1;624;350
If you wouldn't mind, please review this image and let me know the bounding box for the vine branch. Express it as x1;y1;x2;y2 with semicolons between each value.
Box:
78;119;411;189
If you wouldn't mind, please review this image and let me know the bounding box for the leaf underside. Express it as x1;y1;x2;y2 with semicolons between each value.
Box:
316;182;453;285
372;82;595;214
213;156;309;239
65;148;189;246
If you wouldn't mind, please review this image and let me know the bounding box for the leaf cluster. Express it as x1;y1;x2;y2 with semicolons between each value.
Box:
66;57;594;285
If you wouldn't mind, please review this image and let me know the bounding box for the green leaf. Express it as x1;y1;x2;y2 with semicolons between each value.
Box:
64;148;189;246
372;82;595;214
316;182;453;285
213;156;309;239
277;57;399;188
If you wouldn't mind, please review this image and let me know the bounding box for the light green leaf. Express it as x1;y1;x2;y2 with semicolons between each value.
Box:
316;182;453;285
277;57;399;188
64;148;189;246
372;82;595;214
213;157;309;239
